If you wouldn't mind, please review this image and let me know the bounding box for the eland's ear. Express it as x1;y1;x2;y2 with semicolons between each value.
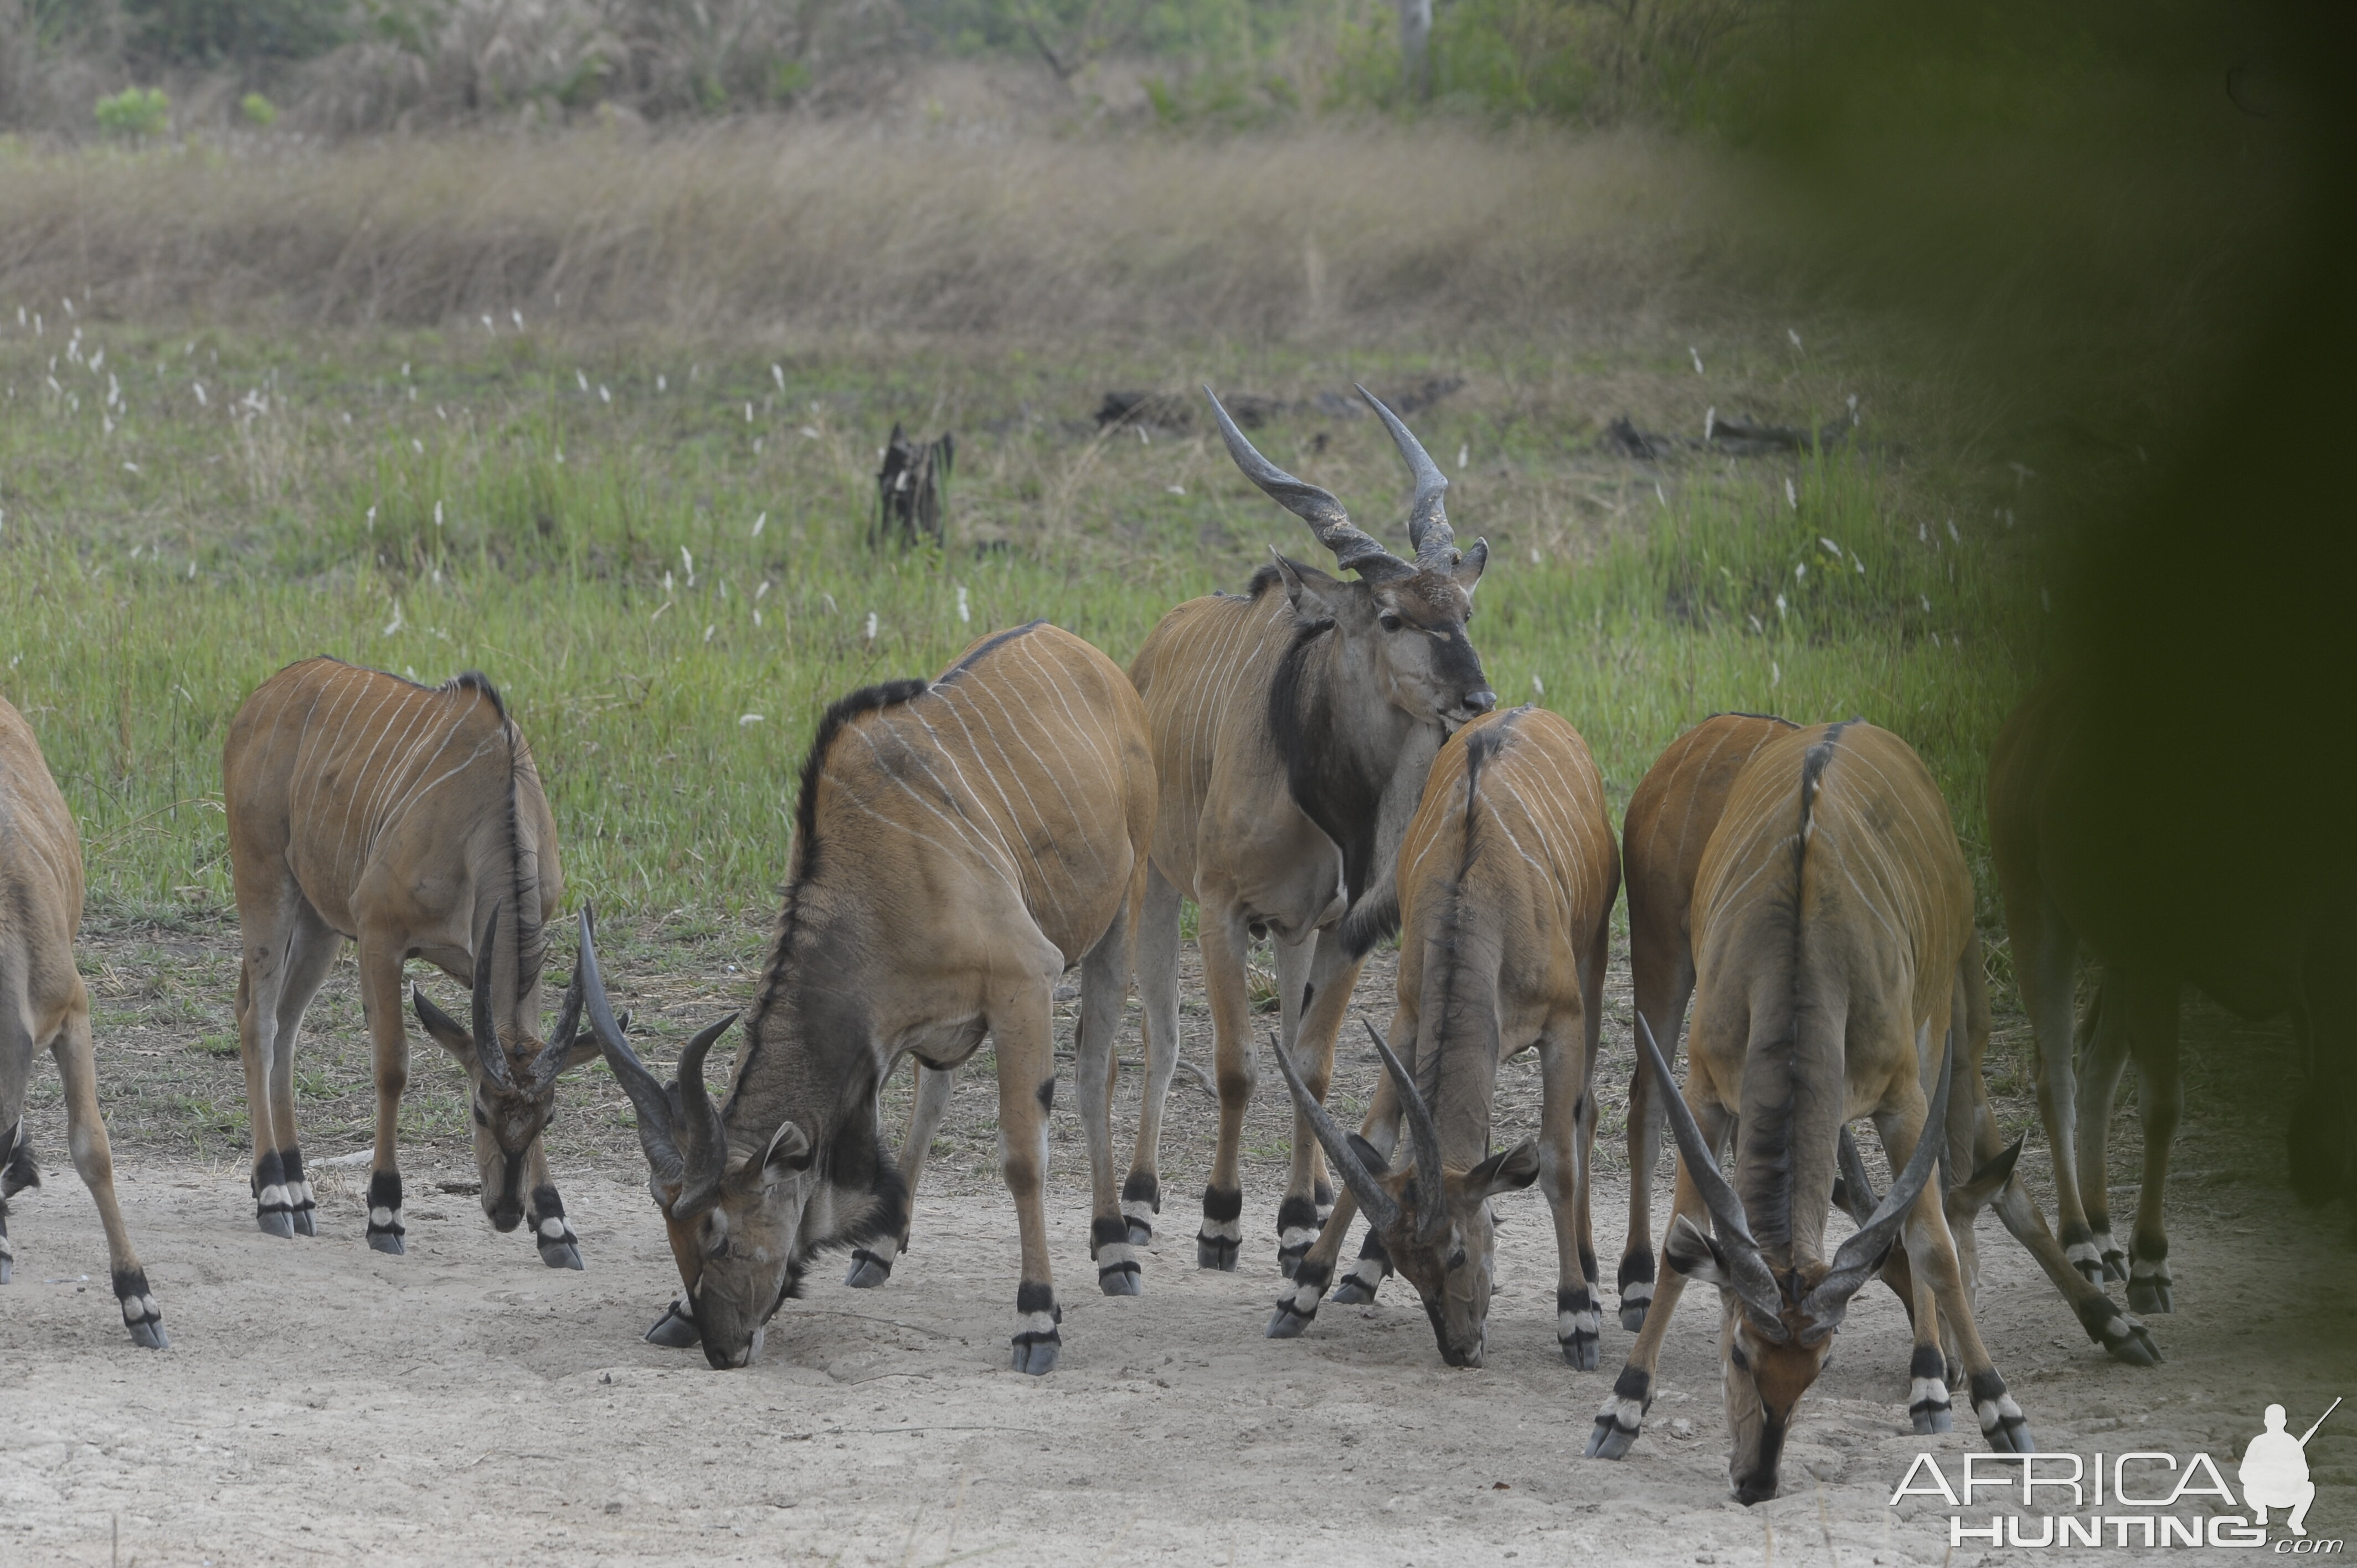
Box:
1270;550;1351;620
761;1120;813;1185
1664;1213;1732;1286
1452;538;1488;595
1465;1138;1541;1199
413;986;476;1063
560;1007;631;1071
1345;1132;1390;1180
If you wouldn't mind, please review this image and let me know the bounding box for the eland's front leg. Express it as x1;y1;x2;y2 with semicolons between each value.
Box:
847;1061;958;1288
522;1140;583;1270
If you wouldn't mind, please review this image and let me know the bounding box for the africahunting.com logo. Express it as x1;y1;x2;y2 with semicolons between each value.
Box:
1891;1399;2338;1551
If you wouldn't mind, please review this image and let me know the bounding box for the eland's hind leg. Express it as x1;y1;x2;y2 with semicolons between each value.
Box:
1540;1010;1602;1369
1121;864;1182;1247
233;866;306;1239
1077;901;1143;1296
265;902;342;1239
2120;976;2181;1314
1621;933;1690;1331
1195;902;1257;1272
53;999;166;1348
994;981;1065;1373
847;1061;958;1288
356;929;413;1256
2075;978;2134;1286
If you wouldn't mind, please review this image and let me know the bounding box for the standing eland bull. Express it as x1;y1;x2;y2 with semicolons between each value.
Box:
1990;674;2353;1318
223;659;600;1266
0;691;166;1347
1616;711;1797;1333
1265;705;1619;1368
595;621;1155;1371
1118;385;1494;1279
1586;720;2032;1503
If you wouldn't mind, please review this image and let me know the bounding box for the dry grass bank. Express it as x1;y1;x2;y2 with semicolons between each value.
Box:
0;125;1739;341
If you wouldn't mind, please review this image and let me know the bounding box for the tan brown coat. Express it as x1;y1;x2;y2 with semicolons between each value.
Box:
0;690;165;1345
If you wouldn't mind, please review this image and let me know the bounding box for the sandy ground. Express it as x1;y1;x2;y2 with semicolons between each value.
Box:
3;929;2354;1566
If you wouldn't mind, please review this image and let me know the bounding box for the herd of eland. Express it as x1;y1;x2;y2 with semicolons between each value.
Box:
1;384;2321;1503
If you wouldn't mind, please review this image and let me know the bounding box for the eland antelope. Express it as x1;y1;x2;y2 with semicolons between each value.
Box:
223;659;599;1265
1617;711;1798;1332
596;621;1155;1371
1989;674;2351;1319
1265;705;1618;1367
1586;720;2033;1503
1626;718;2157;1368
0;691;166;1347
1120;386;1494;1278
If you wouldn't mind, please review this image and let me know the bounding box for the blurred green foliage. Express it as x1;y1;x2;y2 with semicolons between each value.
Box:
94;84;171;136
124;0;349;64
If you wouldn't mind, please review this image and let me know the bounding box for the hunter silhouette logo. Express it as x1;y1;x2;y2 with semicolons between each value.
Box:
2243;1399;2337;1538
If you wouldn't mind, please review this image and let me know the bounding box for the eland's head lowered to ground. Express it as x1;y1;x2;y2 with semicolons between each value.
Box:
410;904;604;1245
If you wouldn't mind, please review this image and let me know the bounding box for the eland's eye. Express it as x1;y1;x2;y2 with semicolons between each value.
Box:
1448;1247;1468;1271
1378;612;1403;632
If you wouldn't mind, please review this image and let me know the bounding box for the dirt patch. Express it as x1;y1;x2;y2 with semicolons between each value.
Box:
3;921;2351;1565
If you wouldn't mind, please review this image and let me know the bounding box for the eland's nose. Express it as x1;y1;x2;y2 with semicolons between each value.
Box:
1464;689;1497;714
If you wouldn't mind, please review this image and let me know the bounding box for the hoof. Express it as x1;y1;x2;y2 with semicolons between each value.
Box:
1561;1334;1600;1371
1011;1335;1061;1375
1196;1234;1239;1271
1585;1418;1639;1460
538;1239;585;1271
1329;1278;1376;1305
1124;1218;1153;1247
367;1230;406;1256
2100;1252;2128;1284
0;1254;12;1286
2127;1278;2173;1316
843;1250;894;1289
291;1208;317;1237
2094;1310;2163;1367
645;1303;701;1348
1278;1250;1302;1280
1912;1404;1954;1435
257;1210;296;1240
1099;1265;1143;1297
1618;1303;1648;1332
1267;1304;1311;1338
128;1318;169;1350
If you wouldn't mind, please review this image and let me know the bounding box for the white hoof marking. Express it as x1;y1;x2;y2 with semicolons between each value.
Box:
370;1206;397;1227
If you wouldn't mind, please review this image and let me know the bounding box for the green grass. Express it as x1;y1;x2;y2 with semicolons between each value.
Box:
0;323;2040;924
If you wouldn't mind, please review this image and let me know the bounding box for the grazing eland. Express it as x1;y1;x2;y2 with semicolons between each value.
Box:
1586;720;2032;1502
599;622;1155;1371
1265;705;1618;1367
223;659;598;1266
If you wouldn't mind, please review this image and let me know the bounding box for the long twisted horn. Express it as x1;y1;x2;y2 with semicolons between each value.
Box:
472;901;510;1090
1801;1023;1954;1340
576;906;685;1186
1362;1019;1448;1243
1270;1032;1402;1235
1204;385;1409;582
671;1014;738;1218
1355;385;1455;564
529;935;588;1096
1632;1013;1787;1331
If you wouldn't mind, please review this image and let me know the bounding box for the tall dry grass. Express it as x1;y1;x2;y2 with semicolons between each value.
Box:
0;125;1731;339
